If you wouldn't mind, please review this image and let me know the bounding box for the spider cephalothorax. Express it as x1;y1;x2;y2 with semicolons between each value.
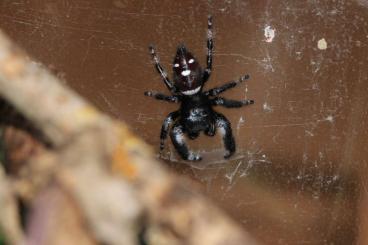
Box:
145;16;254;161
172;45;203;94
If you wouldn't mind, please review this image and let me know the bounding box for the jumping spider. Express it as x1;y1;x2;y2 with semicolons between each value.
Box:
144;16;254;161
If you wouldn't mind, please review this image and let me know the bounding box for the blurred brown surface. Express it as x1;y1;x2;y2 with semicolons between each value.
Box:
0;0;367;244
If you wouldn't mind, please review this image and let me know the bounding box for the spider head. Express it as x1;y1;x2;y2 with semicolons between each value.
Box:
173;45;203;95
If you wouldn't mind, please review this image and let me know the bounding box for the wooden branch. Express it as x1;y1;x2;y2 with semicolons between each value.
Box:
0;164;24;245
26;183;97;245
0;29;258;245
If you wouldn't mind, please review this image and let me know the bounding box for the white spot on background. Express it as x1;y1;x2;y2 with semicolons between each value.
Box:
325;115;334;123
236;116;245;131
263;102;273;112
264;26;276;43
317;38;327;50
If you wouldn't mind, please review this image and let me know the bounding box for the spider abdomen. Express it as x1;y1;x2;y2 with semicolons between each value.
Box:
180;95;215;134
188;108;208;120
182;110;212;132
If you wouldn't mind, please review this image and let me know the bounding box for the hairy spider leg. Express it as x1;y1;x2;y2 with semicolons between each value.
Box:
170;122;202;161
160;111;180;151
144;91;181;103
202;15;213;83
212;97;254;108
205;74;250;96
149;45;176;93
215;112;235;158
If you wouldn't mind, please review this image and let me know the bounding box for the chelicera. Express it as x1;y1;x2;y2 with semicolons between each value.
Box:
144;16;254;161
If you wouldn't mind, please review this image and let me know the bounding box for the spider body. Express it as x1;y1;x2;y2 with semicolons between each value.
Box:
180;94;213;137
145;16;254;161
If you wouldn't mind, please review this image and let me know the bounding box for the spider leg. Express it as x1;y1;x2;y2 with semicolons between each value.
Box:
212;97;254;108
170;123;201;161
202;15;213;83
149;45;176;93
144;91;181;103
205;74;250;96
215;112;235;159
160;111;180;151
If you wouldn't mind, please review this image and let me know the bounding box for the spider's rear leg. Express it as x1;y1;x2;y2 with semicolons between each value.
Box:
160;111;180;152
215;113;235;159
170;123;201;161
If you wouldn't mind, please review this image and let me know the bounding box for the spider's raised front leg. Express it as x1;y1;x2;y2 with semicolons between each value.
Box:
202;15;213;83
149;45;176;93
170;122;201;161
212;97;254;108
144;91;181;103
160;111;180;152
215;112;235;159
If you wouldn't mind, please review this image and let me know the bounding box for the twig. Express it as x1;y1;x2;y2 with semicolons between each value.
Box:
0;164;24;245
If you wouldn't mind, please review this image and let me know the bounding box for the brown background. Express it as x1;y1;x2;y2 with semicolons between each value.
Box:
1;0;368;244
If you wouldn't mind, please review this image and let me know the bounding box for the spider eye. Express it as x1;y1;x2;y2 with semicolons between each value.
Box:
188;58;194;64
174;63;180;67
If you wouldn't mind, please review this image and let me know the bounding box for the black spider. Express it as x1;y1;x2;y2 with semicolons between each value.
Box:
144;16;254;161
